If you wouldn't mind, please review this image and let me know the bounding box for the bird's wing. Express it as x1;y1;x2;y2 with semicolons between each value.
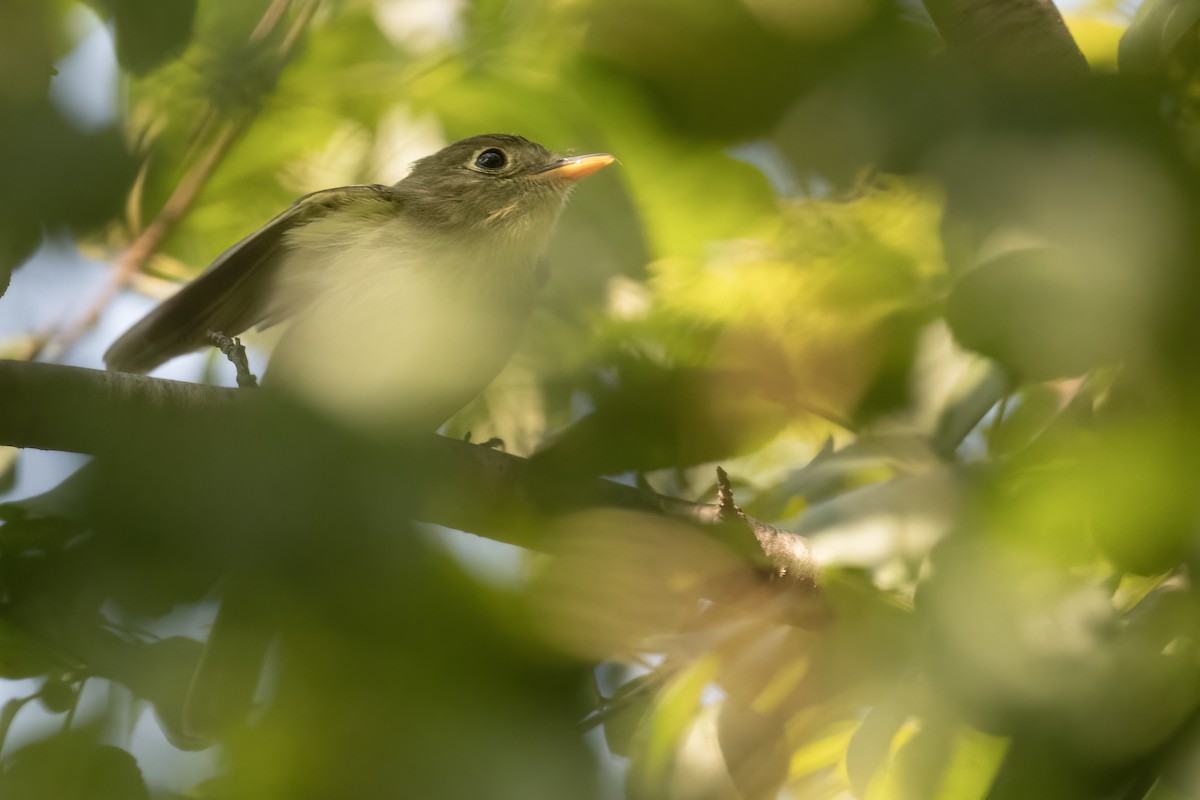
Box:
103;184;403;374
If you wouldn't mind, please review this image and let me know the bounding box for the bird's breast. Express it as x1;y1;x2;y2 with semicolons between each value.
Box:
261;218;540;432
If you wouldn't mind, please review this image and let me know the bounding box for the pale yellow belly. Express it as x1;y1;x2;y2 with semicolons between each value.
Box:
258;231;534;434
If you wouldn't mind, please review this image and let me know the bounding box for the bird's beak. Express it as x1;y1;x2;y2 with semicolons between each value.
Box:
536;153;615;182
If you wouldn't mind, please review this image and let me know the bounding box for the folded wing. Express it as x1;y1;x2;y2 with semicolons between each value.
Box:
103;185;403;374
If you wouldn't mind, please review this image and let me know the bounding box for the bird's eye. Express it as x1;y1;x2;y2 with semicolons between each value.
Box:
474;148;508;171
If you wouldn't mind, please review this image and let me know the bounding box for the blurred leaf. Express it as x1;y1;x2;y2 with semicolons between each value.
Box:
1119;0;1200;75
981;418;1199;575
788;719;857;786
796;470;963;569
531;509;748;657
0;447;18;494
845;700;909;796
0;227;40;299
923;534;1200;765
946;247;1137;383
932;726;1008;800
717;702;790;800
632;177;947;431
0;0;63;105
124;0;322;259
930;359;1007;457
601;673;660;757
0;100;136;255
0;734;148;800
987;385;1062;458
532;361;798;478
569;63;779;261
1063;17;1124;71
774;50;950;187
36;673;77;714
182;580;274;743
853;304;939;423
747;434;935;520
866;718;954;800
582;0;902;140
0;618;68;680
107;636;207;750
1144;782;1194;800
984;738;1148;800
1073;424;1199;576
627;657;718;799
88;0;196;74
0;464;93;524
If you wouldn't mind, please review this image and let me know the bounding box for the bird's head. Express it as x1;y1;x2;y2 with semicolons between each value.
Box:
399;134;613;239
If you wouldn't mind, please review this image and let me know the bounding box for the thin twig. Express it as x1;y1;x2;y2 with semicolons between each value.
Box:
251;0;294;41
715;465;742;523
708;466;821;591
278;0;320;55
579;668;670;732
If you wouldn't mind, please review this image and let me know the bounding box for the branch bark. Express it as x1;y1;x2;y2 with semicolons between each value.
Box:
0;361;237;455
0;360;819;607
922;0;1089;80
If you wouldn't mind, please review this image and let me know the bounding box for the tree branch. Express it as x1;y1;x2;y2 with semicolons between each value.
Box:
922;0;1090;80
0;360;820;615
0;361;237;455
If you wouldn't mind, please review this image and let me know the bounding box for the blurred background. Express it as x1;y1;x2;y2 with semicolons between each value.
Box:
6;0;1200;798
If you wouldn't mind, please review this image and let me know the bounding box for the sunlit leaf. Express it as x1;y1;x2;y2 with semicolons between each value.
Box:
933;726;1008;800
627;656;719;799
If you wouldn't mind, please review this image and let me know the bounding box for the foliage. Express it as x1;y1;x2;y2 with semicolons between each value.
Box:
3;0;1200;798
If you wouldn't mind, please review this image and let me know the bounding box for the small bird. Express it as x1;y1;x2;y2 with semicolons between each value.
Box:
104;134;613;431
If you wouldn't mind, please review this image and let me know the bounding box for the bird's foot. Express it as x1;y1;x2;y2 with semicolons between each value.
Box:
205;330;259;389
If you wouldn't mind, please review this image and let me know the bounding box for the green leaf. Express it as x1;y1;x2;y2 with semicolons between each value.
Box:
88;0;197;74
0;735;149;800
626;657;718;799
0;619;66;680
986;385;1061;458
36;673;78;714
933;727;1008;800
0;447;18;495
717;703;790;799
946;247;1137;383
0;100;136;251
845;701;909;796
601;673;659;757
866;719;953;800
1119;0;1200;75
748;434;936;521
930;359;1006;457
580;0;898;140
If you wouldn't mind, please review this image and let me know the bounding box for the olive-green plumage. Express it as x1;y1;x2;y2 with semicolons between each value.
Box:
104;134;612;430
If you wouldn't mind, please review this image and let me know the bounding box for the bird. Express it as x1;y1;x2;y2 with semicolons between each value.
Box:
104;133;613;432
101;135;613;743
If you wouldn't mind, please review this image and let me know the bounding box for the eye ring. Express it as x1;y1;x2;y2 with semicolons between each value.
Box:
474;148;508;171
